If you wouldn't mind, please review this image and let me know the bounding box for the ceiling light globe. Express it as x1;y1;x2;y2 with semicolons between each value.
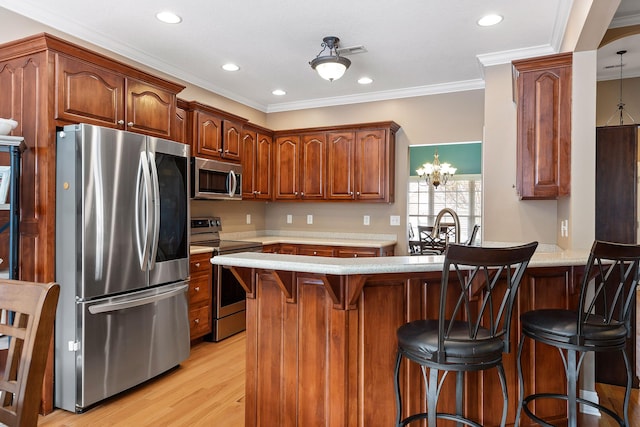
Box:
156;11;182;24
477;14;503;27
311;56;351;81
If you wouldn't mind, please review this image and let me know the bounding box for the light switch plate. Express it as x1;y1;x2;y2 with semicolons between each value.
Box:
246;214;251;224
307;214;313;225
286;214;292;224
363;215;370;226
390;215;401;226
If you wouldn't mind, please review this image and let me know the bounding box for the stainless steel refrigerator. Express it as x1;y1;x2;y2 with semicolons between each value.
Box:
55;124;191;413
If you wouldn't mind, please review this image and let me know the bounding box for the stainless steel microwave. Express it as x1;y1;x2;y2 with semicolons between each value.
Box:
191;157;242;200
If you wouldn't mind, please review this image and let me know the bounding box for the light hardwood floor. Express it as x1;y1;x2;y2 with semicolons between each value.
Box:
38;332;639;426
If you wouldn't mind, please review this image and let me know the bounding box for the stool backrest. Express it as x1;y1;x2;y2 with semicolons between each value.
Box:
439;242;538;354
578;240;640;338
0;280;60;427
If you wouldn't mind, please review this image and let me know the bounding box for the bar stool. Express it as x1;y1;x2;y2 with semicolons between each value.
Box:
516;240;640;427
394;241;538;426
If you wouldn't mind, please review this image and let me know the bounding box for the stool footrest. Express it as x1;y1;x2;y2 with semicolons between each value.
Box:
521;392;625;427
398;412;483;427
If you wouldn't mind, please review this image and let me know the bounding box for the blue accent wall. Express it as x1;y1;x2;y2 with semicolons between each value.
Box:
409;142;482;176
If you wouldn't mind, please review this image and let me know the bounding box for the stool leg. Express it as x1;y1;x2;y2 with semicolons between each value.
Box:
622;348;632;427
427;367;439;427
456;371;464;427
515;334;526;427
394;351;403;427
566;349;577;427
496;363;508;427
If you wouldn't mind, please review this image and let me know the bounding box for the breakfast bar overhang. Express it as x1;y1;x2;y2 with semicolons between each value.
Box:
211;250;590;426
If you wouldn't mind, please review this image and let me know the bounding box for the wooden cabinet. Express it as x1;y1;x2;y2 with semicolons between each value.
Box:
262;242;395;257
187;101;247;162
54;52;181;139
175;99;189;145
274;121;399;202
273;133;325;200
242;124;273;200
189;252;213;341
513;52;572;200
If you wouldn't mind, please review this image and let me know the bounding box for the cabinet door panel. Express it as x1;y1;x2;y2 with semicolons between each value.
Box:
55;54;124;127
255;133;273;199
300;133;325;200
223;120;242;161
356;129;387;201
242;130;257;197
274;136;300;199
327;131;355;199
126;79;175;138
194;112;223;159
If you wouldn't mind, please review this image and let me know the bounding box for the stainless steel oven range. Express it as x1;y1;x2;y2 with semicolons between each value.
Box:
191;217;262;341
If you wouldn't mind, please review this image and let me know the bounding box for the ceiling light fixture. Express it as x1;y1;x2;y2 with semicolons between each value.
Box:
222;63;240;72
309;36;351;82
156;11;182;24
606;50;636;126
416;150;456;189
358;77;373;85
272;89;286;96
477;14;503;27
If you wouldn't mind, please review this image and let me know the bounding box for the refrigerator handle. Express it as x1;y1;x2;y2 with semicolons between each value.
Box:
87;284;188;314
229;170;237;198
135;151;153;271
148;152;160;269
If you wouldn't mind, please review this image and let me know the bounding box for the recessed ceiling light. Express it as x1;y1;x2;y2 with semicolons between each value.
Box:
156;11;182;24
272;89;286;96
358;77;373;85
222;63;240;72
477;14;503;27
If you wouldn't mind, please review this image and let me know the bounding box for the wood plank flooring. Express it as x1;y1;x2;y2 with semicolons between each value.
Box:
38;331;639;426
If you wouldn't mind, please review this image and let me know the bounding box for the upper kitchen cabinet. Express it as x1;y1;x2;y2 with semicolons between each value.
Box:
175;98;189;145
186;101;248;162
328;123;398;202
242;124;273;200
273;132;325;200
273;122;399;202
53;49;183;140
513;52;572;200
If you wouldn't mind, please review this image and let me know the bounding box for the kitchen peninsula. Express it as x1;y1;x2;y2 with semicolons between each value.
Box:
212;248;589;426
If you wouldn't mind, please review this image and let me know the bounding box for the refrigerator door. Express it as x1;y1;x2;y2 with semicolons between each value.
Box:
147;137;190;287
60;124;150;299
74;282;190;412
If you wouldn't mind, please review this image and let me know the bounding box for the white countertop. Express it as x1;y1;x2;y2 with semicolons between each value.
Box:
235;235;397;248
210;248;590;275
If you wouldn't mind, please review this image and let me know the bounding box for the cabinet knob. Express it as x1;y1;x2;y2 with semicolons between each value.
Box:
256;191;261;195
218;148;223;153
349;191;354;196
117;120;125;125
224;149;229;153
313;251;317;255
356;192;360;196
194;286;200;292
354;254;358;258
127;122;134;127
194;318;199;325
301;192;304;196
294;192;298;196
195;262;200;267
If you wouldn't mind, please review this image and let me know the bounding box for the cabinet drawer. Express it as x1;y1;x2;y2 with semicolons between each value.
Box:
298;247;335;257
337;247;378;258
190;253;211;275
189;274;210;304
189;305;211;339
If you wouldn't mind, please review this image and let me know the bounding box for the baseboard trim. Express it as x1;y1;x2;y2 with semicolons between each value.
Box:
580;389;601;416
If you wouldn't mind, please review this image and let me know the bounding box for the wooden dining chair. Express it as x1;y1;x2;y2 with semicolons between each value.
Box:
0;280;60;427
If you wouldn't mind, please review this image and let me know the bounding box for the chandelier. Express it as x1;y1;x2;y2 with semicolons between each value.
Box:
416;150;456;188
309;36;351;81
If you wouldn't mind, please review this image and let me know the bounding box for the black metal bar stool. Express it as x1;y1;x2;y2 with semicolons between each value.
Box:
394;241;538;426
516;240;640;427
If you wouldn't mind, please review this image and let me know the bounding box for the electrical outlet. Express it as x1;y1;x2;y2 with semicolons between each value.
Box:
363;215;370;226
561;219;569;237
390;215;401;226
307;214;313;225
286;214;293;224
246;214;251;224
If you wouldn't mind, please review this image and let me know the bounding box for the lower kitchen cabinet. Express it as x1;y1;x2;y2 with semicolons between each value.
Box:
189;252;213;341
263;243;395;257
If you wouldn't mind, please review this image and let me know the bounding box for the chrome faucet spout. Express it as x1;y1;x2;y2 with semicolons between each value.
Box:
431;208;460;244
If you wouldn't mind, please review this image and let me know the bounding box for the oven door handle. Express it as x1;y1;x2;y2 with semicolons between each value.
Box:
88;284;188;314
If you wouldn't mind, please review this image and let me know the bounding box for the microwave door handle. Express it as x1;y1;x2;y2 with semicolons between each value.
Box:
229;170;237;198
135;152;152;271
148;152;160;270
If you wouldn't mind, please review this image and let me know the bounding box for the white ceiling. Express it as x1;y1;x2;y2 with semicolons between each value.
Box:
0;0;638;113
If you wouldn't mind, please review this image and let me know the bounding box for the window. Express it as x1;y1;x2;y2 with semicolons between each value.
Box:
408;174;481;244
